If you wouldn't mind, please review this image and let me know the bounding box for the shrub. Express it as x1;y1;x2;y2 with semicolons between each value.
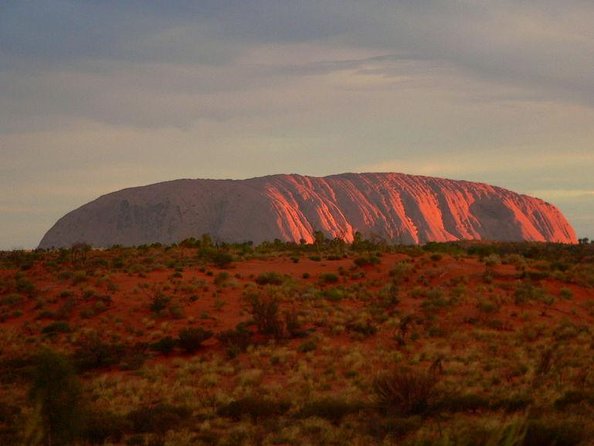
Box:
347;320;377;337
297;340;317;353
554;390;594;411
298;398;364;423
354;255;381;267
210;251;233;268
73;338;124;371
150;292;170;313
217;396;289;421
373;367;439;416
213;272;230;287
83;410;130;445
247;293;283;338
217;323;252;358
319;273;339;284
523;419;585;446
177;327;213;353
29;349;84;445
127;404;191;435
41;321;71;335
437;393;490;413
151;336;177;355
255;272;286;286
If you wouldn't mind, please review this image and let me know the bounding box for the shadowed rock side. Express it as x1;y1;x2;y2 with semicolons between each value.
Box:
38;173;577;248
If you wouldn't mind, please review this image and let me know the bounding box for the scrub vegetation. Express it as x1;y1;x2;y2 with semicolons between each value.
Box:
1;236;594;445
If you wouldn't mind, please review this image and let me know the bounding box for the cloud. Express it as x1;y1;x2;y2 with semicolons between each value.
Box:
1;1;594;246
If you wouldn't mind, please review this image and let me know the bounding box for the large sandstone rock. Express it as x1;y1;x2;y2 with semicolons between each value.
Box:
38;173;577;248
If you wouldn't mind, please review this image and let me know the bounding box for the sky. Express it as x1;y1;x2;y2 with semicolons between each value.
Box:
1;0;593;249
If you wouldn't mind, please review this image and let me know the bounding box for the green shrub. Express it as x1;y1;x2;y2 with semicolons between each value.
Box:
177;327;213;353
247;293;283;338
298;398;364;423
217;323;252;358
214;272;230;287
210;251;233;268
73;338;125;371
83;410;130;445
41;321;71;335
255;272;286;286
347;320;377;337
297;340;317;353
29;349;84;445
217;396;289;421
373;367;439;416
354;255;381;267
151;336;177;355
150;292;170;313
127;404;191;435
554;390;594;411
437;393;490;413
319;273;339;284
523;419;585;446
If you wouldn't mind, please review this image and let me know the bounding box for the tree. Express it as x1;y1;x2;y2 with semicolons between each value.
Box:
28;349;84;445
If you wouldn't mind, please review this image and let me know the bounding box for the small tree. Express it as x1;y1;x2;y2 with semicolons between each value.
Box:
29;349;84;445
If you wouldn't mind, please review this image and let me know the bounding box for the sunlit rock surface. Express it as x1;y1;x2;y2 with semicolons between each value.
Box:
39;173;577;248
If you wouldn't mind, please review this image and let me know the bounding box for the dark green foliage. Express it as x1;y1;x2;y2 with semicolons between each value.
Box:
0;402;21;444
298;398;364;423
514;282;553;305
41;321;71;335
347;320;377;337
29;349;84;445
491;394;533;413
217;396;289;421
16;274;36;296
83;410;130;445
373;368;439;416
150;292;170;313
437;393;490;413
354;254;381;267
319;272;339;284
554;390;594;411
297;340;317;353
177;327;213;353
255;272;286;286
523;419;585;446
151;336;177;355
210;251;233;268
127;404;191;435
217;323;252;358
213;271;230;286
73;338;125;371
247;293;283;338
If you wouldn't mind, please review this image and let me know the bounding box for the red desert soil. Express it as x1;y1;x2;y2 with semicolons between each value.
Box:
2;252;593;364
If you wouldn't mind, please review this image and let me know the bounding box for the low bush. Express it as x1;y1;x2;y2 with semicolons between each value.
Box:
298;398;364;423
41;321;71;335
354;255;381;267
151;336;177;355
523;419;585;446
373;367;439;416
217;323;252;357
177;327;213;353
127;404;191;435
84;410;130;445
217;396;289;421
255;272;286;286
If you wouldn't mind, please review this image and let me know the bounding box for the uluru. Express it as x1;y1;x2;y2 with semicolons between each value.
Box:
38;173;577;248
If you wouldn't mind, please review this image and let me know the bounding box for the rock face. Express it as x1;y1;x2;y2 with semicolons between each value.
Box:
38;173;577;248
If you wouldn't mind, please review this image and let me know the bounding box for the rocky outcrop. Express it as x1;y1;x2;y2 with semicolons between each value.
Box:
38;173;577;248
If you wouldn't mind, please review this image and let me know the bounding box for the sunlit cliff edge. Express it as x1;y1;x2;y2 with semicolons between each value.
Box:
38;173;577;248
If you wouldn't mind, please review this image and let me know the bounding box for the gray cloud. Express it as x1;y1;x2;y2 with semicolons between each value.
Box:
1;0;593;247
